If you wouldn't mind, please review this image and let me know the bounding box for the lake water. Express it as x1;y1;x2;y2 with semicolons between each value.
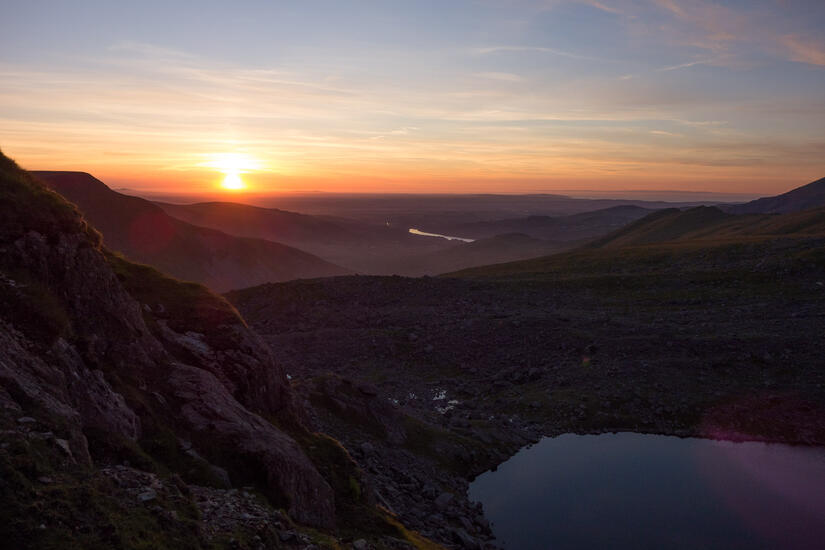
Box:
408;228;474;242
469;432;825;550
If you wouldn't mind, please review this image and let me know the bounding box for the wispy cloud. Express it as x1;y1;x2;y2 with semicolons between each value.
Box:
108;41;195;59
390;126;419;135
658;58;716;72
539;0;624;15
472;45;607;62
781;34;825;66
577;0;624;15
648;0;825;68
474;72;526;82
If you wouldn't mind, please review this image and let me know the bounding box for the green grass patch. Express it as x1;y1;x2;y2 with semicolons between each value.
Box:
294;431;396;537
382;514;446;550
0;151;101;245
0;435;203;550
401;415;487;475
107;252;247;350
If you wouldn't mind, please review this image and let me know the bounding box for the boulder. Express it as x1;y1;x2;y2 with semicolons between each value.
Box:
434;492;453;510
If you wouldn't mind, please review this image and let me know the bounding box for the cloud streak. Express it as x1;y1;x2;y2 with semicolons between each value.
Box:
781;34;825;66
658;58;716;72
472;45;608;62
647;0;825;68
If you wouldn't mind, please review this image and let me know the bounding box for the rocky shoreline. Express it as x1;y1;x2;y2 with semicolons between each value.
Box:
229;272;825;548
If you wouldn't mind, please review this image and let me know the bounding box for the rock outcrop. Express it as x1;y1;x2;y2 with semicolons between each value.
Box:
0;151;335;529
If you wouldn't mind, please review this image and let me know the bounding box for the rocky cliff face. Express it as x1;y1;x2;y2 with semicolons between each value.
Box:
0;152;338;535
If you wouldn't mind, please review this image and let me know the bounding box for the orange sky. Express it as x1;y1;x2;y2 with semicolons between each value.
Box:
2;1;824;196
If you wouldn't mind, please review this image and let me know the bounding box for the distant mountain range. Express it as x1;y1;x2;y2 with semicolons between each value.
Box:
441;205;653;241
582;175;825;250
33;172;350;291
34;170;825;283
154;199;452;275
152;199;664;276
447;176;825;279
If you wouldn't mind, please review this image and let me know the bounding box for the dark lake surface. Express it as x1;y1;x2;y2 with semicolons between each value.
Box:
469;433;825;550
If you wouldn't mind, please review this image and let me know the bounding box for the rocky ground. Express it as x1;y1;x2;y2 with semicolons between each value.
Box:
228;268;825;548
1;415;424;550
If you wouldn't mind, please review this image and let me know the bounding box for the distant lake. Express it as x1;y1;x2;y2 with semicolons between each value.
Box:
408;228;474;242
469;433;825;550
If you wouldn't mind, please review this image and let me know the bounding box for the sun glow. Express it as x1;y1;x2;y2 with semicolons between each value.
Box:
204;153;263;191
221;172;245;190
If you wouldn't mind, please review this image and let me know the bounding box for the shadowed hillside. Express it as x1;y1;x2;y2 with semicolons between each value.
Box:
730;176;825;214
399;233;563;276
156;200;397;245
585;206;734;248
155;199;457;276
588;205;825;249
445;204;825;280
33;172;351;291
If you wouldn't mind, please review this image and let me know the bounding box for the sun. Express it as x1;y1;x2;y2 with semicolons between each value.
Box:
204;153;262;191
221;172;245;190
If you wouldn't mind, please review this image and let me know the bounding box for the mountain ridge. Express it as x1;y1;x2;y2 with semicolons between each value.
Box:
32;171;351;291
441;205;653;241
445;203;825;279
729;176;825;214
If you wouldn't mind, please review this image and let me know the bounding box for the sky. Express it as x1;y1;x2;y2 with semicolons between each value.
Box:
1;0;825;195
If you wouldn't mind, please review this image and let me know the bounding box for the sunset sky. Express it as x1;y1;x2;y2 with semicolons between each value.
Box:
2;0;824;195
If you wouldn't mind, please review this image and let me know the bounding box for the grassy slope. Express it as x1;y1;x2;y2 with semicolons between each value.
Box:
589;205;825;249
447;205;825;280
